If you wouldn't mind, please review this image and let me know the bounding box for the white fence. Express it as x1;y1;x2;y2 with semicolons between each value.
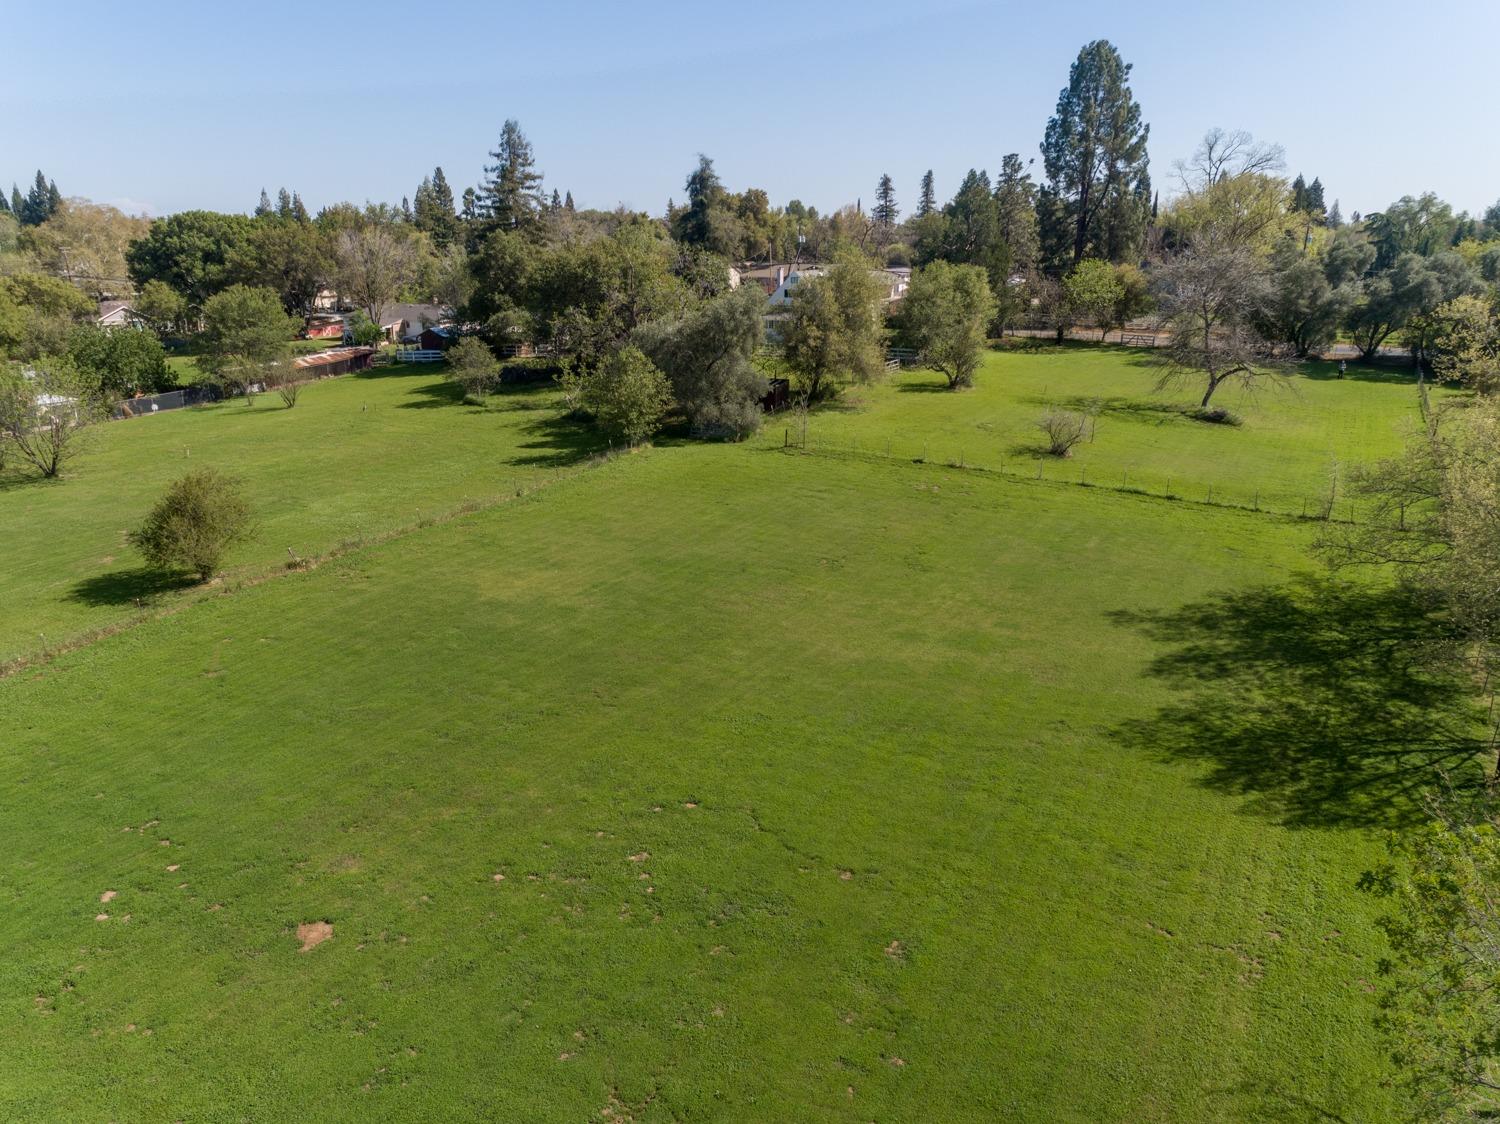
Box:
395;348;445;364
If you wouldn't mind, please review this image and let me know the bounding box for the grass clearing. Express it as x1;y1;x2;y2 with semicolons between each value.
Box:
761;344;1446;515
0;342;1483;1119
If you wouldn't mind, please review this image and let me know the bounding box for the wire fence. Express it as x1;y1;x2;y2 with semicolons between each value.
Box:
772;426;1362;524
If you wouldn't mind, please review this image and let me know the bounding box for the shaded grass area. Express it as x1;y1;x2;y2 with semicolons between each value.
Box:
0;370;600;661
0;447;1440;1121
760;345;1448;515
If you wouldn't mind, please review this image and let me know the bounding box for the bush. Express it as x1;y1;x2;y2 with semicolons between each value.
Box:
344;311;383;348
1038;409;1090;457
130;468;252;581
444;337;499;401
500;356;561;385
581;347;672;446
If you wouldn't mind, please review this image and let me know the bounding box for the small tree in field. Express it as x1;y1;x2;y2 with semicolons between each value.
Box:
1038;408;1090;456
444;337;499;401
582;346;671;446
902;261;997;389
198;284;297;404
130;468;252;581
0;358;107;478
268;368;303;408
1063;259;1123;340
781;259;886;401
1153;239;1284;410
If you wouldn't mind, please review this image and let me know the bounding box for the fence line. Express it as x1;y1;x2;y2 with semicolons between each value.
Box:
776;431;1360;525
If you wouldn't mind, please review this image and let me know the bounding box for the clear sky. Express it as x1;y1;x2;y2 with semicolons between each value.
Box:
5;0;1498;222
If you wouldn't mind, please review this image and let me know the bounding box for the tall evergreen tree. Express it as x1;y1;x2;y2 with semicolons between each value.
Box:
873;174;899;228
564;190;575;212
993;154;1040;275
676;155;726;246
255;189;274;217
479;119;545;231
9;185;22;218
917;170;936;218
461;187;478;222
1040;40;1151;266
413;167;459;248
550;188;563;212
276;187;293;218
0;190;9;216
1306;177;1326;218
1328;199;1344;229
1289;174;1308;214
20;170;60;226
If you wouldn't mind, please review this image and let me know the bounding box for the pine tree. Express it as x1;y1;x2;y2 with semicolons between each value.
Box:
401;196;413;221
1306;177;1326;219
550;188;562;212
917;170;936;218
873;174;899;228
276;187;293;218
9;185;22;218
461;187;478;222
430;167;455;215
993;154;1040;274
255;189;274;217
1327;199;1343;229
479;118;545;231
1040;40;1151;265
21;170;58;226
564;191;575;212
46;179;61;216
414;167;459;248
1289;174;1308;213
0;190;9;216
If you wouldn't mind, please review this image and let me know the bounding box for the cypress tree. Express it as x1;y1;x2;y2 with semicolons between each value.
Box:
917;170;936;218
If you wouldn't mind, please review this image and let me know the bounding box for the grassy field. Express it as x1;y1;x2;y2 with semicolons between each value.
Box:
0;344;1482;1119
759;344;1444;515
0;365;601;663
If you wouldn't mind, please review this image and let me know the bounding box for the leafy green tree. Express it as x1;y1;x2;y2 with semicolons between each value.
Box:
232;215;332;317
126;211;255;309
135;280;189;337
1366;193;1459;270
19;170;61;226
1428;295;1500;394
781;258;886;401
1062;258;1123;339
636;285;765;436
343;310;383;348
674;155;734;253
580;345;672;446
1347;253;1444;360
20;200;150;301
0;356;107;477
197;284;297;402
901;261;996;388
67;325;173;397
0;271;95;359
130;468;253;581
479;119;545;233
916;170;936;218
1263;240;1359;357
1041;40;1151;265
444;336;500;401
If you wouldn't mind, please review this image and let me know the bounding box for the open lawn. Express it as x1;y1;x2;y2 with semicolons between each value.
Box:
0;365;601;664
760;343;1446;516
0;343;1484;1120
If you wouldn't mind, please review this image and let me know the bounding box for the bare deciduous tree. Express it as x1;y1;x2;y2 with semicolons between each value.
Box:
333;224;423;325
0;360;106;478
1038;409;1090;457
1174;127;1286;193
1152;239;1286;410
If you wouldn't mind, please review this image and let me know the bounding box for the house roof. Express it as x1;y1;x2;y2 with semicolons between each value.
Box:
97;300;136;321
376;302;448;329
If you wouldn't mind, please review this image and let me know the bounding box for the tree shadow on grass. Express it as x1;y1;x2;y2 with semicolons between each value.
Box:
1021;393;1190;423
1108;575;1488;829
67;567;199;608
505;410;605;468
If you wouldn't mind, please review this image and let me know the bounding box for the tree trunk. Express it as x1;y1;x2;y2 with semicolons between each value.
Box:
1200;377;1221;409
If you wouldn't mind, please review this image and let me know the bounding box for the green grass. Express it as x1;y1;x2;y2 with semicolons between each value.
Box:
0;342;1484;1119
761;344;1447;515
164;340;336;387
0;366;601;663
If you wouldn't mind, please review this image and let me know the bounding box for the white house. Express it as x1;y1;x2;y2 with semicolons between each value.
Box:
96;300;146;330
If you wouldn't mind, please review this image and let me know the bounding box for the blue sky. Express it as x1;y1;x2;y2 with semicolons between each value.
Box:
5;0;1498;221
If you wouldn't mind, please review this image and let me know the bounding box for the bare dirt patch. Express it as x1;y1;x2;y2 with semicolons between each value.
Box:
297;921;334;952
99;890;117;903
627;851;649;863
884;940;906;961
838;869;853;881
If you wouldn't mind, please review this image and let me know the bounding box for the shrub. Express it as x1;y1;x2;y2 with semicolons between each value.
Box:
1038;409;1090;457
130;468;252;581
344;310;383;348
444;337;499;401
581;346;672;446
